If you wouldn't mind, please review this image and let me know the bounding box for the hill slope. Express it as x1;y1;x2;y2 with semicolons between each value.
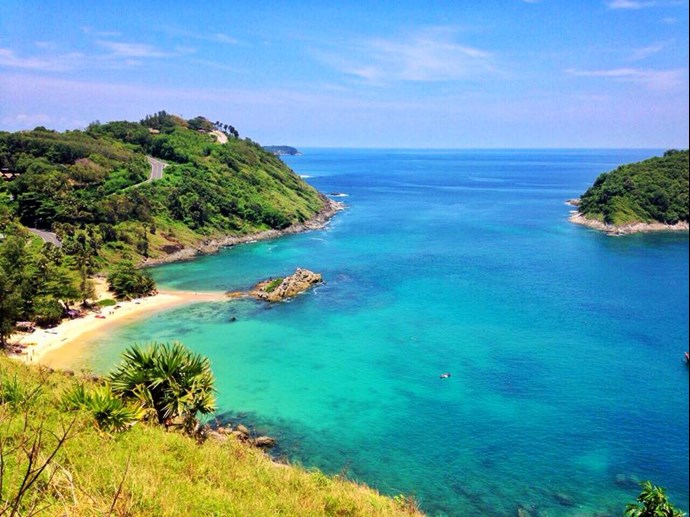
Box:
572;150;689;232
0;355;421;516
0;113;331;267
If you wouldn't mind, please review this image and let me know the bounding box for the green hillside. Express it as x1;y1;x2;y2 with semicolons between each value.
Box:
0;112;330;345
577;150;689;226
0;354;422;516
0;111;327;266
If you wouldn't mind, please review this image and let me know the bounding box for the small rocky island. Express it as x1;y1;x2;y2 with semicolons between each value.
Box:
227;268;322;302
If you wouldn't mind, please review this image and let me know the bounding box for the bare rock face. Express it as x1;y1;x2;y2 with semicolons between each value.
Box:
253;268;322;302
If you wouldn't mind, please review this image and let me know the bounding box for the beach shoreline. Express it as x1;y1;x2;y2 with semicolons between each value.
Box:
9;197;345;369
569;211;690;235
10;290;226;369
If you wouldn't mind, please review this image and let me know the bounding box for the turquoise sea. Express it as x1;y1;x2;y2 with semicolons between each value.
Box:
76;149;688;516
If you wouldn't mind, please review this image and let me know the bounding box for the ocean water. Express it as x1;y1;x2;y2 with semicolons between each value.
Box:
78;149;688;516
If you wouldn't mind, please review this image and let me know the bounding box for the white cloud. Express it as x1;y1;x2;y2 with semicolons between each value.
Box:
566;67;686;90
82;26;121;38
0;48;84;72
1;113;51;126
214;33;239;44
96;41;172;58
629;42;665;60
606;0;656;9
318;27;495;84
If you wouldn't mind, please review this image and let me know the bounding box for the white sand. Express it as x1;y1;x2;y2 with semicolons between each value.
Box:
10;290;226;368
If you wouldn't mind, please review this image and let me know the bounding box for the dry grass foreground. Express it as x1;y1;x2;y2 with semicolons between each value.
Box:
0;356;423;516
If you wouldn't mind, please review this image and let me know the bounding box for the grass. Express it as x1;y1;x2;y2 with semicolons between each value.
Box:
264;277;284;293
0;355;423;516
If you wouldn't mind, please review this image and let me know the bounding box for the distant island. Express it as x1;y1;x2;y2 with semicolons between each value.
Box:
263;145;302;156
569;149;689;235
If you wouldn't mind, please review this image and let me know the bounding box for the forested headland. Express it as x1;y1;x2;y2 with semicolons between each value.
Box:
0;111;329;347
573;150;689;231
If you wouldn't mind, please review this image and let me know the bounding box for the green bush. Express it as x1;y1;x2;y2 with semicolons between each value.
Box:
109;342;216;432
62;383;144;432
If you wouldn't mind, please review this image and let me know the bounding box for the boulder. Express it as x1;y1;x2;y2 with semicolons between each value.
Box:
235;424;250;437
231;431;249;441
253;436;276;448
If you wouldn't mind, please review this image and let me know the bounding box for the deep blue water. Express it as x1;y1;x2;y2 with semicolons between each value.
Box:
79;149;688;516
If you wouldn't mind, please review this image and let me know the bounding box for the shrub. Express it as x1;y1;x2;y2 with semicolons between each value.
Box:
109;342;216;433
62;383;144;433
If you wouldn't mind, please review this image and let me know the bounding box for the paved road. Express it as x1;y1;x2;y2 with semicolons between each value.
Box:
28;228;62;247
147;156;167;181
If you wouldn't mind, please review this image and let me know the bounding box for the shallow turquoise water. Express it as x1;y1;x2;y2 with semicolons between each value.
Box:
78;149;688;516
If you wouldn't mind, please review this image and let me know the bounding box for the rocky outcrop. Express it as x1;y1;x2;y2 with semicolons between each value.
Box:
253;436;276;448
212;423;276;449
228;268;323;302
254;268;322;302
569;212;689;235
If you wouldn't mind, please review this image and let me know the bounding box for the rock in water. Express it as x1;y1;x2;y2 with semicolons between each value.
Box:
235;424;250;437
254;268;322;302
253;436;276;448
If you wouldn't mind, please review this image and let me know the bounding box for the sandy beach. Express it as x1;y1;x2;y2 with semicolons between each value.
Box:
10;289;226;369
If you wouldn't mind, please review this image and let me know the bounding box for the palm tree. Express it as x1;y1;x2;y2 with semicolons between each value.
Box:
109;342;216;432
625;481;685;517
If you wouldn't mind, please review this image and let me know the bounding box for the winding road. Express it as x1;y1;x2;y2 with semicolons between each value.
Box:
28;156;168;246
146;156;167;181
27;228;62;247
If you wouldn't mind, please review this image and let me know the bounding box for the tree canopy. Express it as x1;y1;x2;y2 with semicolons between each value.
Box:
578;150;689;225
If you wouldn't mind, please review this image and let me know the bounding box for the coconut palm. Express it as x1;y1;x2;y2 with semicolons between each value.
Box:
108;342;216;432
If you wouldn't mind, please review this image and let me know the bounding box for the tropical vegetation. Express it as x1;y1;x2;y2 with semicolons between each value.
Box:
577;149;689;226
0;111;328;346
625;481;686;517
109;342;216;432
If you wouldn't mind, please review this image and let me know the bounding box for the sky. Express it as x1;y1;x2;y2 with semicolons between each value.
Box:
1;0;688;148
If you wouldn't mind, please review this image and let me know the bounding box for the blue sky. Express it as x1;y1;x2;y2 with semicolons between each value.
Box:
1;0;688;148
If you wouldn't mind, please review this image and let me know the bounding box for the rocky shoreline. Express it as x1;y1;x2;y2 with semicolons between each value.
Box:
143;197;345;267
569;211;689;235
